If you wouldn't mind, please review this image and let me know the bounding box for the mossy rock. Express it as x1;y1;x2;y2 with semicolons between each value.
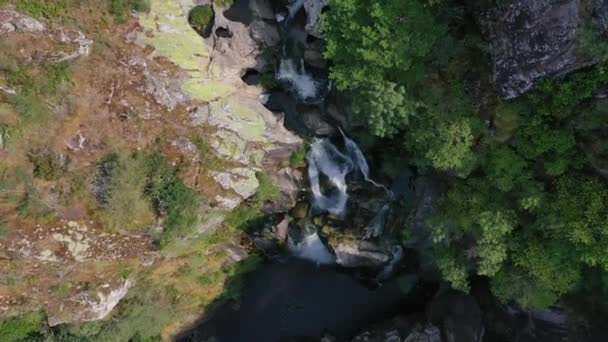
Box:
189;5;214;38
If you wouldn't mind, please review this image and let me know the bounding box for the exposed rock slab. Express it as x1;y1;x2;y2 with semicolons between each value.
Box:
488;0;593;99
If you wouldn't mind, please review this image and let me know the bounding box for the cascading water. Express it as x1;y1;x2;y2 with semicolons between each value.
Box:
276;58;321;103
288;232;336;265
306;132;388;217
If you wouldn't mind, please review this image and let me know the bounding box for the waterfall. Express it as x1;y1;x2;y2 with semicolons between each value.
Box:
364;203;391;239
288;233;336;265
287;0;305;19
276;58;320;102
307;138;353;217
377;246;404;281
339;128;386;190
307;132;385;217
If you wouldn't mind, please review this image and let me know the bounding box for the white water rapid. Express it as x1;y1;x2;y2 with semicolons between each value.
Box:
276;58;320;102
288;233;336;265
307;133;385;217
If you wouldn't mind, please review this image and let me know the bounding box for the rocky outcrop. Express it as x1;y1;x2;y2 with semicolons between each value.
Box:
47;279;132;326
304;0;325;38
138;0;303;211
0;9;46;33
0;9;93;63
486;0;594;99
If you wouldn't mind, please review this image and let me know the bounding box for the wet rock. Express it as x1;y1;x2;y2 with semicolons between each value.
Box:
428;291;484;342
300;106;335;135
304;0;325;38
334;241;391;268
593;0;608;34
273;215;290;241
487;0;594;99
250;20;280;47
250;0;274;19
304;48;327;69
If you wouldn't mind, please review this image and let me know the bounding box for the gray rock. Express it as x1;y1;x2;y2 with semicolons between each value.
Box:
488;0;593;99
593;0;608;34
334;241;391;268
250;20;280;47
144;70;187;112
0;10;46;34
250;0;275;20
300;107;335;136
304;0;324;38
209;168;260;199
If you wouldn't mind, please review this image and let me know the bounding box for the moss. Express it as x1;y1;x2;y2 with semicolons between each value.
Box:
189;5;214;33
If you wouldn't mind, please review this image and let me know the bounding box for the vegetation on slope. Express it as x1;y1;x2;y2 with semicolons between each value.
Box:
323;0;608;310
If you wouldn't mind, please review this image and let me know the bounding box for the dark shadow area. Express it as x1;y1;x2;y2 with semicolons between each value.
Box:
215;27;233;38
223;0;253;25
241;68;261;85
175;259;422;342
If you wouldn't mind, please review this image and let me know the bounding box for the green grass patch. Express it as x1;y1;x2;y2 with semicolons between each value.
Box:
144;153;200;246
192;135;226;170
224;172;280;232
289;146;307;168
0;311;46;342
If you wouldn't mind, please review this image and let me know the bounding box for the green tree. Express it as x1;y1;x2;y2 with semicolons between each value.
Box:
483;145;529;192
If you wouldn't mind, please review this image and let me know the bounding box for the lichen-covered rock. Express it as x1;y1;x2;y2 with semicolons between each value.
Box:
47;279;132;326
209;168;260;199
0;9;46;34
487;0;594;99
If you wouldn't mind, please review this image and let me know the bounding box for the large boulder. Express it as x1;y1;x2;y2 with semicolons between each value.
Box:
304;0;325;38
486;0;594;99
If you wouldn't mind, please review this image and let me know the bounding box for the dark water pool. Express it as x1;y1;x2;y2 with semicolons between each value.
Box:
176;260;417;342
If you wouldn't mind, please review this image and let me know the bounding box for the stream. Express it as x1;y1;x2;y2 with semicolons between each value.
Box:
176;1;598;341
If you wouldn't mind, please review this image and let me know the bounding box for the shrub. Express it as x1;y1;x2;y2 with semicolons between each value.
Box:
14;0;70;20
28;147;67;180
131;0;151;13
110;0;127;23
189;5;213;33
144;154;199;246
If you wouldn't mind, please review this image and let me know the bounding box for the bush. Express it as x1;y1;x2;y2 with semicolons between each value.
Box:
28;147;67;180
131;0;151;13
144;154;200;246
15;0;70;20
111;0;127;23
189;5;214;34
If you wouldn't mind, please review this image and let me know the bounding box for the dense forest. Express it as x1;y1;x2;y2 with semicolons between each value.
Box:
323;0;608;311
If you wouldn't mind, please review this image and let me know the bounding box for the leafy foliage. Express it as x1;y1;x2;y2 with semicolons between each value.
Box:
0;311;45;342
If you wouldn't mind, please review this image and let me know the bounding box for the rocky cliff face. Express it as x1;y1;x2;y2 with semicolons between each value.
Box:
0;0;303;331
486;0;601;98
